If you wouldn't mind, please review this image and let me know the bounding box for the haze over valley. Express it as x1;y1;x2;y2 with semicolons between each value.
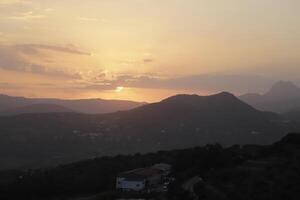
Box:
0;85;299;170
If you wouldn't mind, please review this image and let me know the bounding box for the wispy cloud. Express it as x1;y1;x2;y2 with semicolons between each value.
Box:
8;11;45;20
0;82;24;89
0;45;83;79
77;73;274;94
143;59;154;63
0;0;31;5
118;58;155;65
15;44;91;56
0;32;6;42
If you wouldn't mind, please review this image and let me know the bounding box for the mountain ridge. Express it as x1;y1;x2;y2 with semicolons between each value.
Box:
0;93;146;115
0;92;291;170
0;104;75;116
240;81;300;113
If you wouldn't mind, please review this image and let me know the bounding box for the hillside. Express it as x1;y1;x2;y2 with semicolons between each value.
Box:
0;104;74;116
0;94;145;115
0;92;294;170
0;133;299;200
240;81;300;113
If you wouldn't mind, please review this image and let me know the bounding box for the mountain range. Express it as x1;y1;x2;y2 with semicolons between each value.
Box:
2;80;300;116
0;92;294;170
240;81;300;113
0;94;145;115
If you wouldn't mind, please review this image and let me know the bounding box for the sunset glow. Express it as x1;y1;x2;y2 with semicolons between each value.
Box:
115;86;124;93
0;0;300;102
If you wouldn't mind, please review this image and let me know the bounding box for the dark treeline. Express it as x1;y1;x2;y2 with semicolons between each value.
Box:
0;133;300;200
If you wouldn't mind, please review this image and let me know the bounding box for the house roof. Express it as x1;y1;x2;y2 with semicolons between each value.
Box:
118;167;163;181
152;163;171;171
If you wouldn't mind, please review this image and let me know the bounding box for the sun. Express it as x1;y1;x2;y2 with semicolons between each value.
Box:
115;86;124;93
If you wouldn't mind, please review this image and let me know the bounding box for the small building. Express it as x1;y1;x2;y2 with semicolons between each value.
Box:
152;163;172;176
116;164;171;192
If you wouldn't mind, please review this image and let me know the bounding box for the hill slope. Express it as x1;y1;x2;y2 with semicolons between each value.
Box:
0;92;293;170
1;133;300;200
0;94;145;115
0;104;74;116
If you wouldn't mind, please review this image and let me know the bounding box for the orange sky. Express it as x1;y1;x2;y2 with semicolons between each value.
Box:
0;0;300;102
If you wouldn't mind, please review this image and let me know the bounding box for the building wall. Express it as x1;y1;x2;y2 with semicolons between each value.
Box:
152;164;172;176
116;177;146;191
147;174;162;186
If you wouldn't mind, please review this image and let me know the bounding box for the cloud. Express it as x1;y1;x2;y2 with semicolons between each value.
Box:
8;11;45;20
0;43;275;95
0;45;29;70
0;45;82;79
0;0;31;5
0;82;24;89
79;73;275;94
81;83;115;91
128;74;274;94
143;59;154;63
15;44;91;55
118;58;154;65
29;64;82;79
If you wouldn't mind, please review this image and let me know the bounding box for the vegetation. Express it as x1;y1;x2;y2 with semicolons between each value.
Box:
0;133;299;200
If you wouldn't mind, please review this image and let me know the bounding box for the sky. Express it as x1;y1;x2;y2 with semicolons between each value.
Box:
0;0;300;102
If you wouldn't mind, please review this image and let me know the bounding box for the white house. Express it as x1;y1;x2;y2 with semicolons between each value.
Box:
116;176;146;191
116;167;166;192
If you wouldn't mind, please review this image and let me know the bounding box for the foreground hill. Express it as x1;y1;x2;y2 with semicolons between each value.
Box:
240;81;300;113
0;133;299;200
0;94;145;115
0;92;295;170
0;104;74;116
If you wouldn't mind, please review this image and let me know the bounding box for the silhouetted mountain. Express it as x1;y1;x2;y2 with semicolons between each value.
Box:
273;132;300;147
0;92;294;170
0;94;145;115
117;92;279;131
0;104;74;116
240;81;300;113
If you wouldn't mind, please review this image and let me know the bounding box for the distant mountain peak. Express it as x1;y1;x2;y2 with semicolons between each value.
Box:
265;81;300;99
167;92;235;99
134;91;259;116
212;91;236;98
269;81;299;92
239;80;300;113
161;92;237;104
